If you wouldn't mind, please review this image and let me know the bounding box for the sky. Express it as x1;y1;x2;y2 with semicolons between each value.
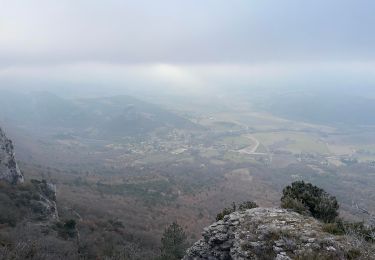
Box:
1;0;375;96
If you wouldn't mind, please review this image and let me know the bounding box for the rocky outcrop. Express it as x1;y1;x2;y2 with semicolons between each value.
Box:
30;179;59;220
0;127;24;184
184;208;364;260
0;126;58;220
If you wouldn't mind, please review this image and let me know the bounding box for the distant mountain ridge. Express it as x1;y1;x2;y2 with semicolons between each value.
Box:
0;91;197;137
265;92;375;127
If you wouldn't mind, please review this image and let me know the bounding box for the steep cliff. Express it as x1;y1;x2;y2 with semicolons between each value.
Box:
0;126;58;221
0;127;24;184
184;208;372;260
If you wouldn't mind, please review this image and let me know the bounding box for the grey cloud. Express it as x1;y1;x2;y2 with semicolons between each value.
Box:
1;0;375;66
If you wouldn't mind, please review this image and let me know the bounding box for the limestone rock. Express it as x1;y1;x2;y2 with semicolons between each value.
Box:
0;127;24;184
30;179;59;220
0;126;58;220
184;208;365;260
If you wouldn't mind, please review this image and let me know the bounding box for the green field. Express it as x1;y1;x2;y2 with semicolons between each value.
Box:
254;132;329;154
218;136;254;149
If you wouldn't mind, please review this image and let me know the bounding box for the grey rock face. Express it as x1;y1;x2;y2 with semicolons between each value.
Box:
0;127;24;184
184;208;359;260
0;127;58;222
30;179;59;220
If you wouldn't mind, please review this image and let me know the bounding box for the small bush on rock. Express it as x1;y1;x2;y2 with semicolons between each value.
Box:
281;181;339;223
238;201;258;211
216;207;235;221
216;201;258;221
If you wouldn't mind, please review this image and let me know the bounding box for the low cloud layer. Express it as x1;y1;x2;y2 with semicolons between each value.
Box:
1;62;375;97
1;0;374;94
1;0;375;65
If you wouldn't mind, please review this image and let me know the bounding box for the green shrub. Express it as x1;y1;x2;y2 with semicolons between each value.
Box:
159;222;187;260
281;181;339;223
216;201;258;221
344;221;375;242
238;201;258;211
322;222;345;235
323;219;375;243
216;207;234;221
64;219;76;230
346;248;362;259
280;196;308;215
0;181;42;226
55;219;77;239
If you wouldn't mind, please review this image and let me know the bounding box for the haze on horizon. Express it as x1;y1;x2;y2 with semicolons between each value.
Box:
1;0;375;96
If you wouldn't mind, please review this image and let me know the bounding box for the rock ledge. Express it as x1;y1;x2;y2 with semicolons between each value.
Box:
184;208;357;260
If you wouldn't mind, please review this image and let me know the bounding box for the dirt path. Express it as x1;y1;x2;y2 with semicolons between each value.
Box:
247;135;260;153
238;135;267;155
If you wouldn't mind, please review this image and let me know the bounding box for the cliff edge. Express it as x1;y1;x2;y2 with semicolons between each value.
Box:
0;126;58;221
0;127;24;184
184;208;369;260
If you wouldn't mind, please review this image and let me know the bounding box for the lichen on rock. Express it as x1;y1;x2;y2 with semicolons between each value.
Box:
184;208;367;260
